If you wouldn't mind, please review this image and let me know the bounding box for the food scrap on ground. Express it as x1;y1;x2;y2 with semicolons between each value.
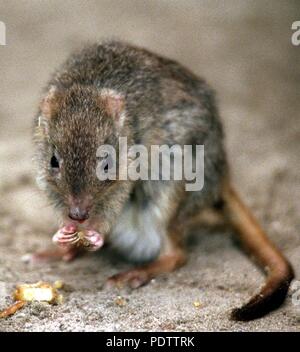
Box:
114;296;127;307
0;281;64;319
193;300;202;308
14;281;63;304
0;301;26;319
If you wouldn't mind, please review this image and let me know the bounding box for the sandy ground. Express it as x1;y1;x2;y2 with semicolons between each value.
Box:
0;0;299;332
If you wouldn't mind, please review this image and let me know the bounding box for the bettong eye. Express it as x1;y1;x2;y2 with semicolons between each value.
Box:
97;153;114;172
50;148;60;170
103;162;109;172
102;154;113;172
50;155;59;169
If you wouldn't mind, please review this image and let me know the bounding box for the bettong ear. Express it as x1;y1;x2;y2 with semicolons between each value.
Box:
99;88;126;128
40;85;64;119
38;85;65;134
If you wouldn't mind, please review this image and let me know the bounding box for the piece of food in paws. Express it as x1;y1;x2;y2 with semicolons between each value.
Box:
52;228;104;251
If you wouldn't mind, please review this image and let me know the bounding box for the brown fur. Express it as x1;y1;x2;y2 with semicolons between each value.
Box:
34;40;294;321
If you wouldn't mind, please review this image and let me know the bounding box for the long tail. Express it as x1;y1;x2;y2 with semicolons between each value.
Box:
222;182;294;321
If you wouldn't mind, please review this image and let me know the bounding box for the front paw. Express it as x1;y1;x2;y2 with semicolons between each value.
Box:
52;224;79;248
106;269;152;289
52;225;104;251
